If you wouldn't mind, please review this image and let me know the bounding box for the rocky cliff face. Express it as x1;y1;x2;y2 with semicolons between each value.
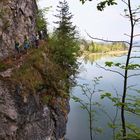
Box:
0;78;69;140
0;0;37;58
0;1;70;140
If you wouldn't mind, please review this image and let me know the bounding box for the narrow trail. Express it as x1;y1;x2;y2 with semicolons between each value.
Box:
0;40;47;78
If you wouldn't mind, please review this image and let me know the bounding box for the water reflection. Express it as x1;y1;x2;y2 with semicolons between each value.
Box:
66;52;140;140
83;52;127;64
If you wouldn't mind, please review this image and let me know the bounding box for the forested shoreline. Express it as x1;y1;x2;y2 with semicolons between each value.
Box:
79;40;128;55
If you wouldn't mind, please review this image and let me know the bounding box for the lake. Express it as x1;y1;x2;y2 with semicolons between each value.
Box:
66;51;140;140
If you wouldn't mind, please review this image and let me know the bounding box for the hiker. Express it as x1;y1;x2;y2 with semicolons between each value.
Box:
30;34;36;47
14;39;20;53
35;33;39;48
23;36;30;53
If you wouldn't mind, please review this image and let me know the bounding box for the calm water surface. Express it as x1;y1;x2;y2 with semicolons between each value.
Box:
66;51;140;140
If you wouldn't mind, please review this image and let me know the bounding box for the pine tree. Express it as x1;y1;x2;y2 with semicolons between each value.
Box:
53;0;79;70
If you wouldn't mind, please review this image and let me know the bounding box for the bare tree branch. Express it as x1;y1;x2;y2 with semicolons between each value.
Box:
133;34;140;37
126;84;137;89
86;31;130;45
96;63;124;77
130;56;140;59
124;33;140;38
125;108;140;116
128;73;140;78
121;0;128;6
124;33;131;37
132;46;140;48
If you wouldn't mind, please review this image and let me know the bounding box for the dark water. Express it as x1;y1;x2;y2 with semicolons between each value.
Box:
66;51;140;140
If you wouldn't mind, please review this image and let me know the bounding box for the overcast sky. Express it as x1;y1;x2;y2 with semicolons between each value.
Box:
38;0;140;41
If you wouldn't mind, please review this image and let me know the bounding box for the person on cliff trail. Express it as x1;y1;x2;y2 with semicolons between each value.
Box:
35;33;39;48
30;34;36;48
23;36;30;53
14;38;20;54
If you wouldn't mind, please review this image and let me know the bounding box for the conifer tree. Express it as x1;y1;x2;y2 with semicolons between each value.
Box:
53;0;79;70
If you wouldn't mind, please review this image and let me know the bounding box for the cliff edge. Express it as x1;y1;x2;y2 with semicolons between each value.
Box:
0;0;70;139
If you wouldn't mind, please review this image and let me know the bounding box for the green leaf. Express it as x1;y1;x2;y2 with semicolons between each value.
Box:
105;61;113;67
80;106;87;110
108;122;117;129
71;96;81;102
101;92;112;99
114;63;121;67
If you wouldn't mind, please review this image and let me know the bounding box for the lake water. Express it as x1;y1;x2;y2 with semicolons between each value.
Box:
66;51;140;140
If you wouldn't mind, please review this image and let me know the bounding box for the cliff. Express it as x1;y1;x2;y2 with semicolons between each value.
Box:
0;0;70;140
0;44;70;140
0;0;37;58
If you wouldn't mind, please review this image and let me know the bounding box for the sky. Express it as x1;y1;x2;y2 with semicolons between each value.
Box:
37;0;140;41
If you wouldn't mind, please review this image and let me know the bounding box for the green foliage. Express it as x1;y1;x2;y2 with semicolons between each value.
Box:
101;92;120;104
72;77;103;140
105;61;140;71
126;123;140;139
97;0;117;11
11;44;70;99
108;122;118;129
36;7;50;32
51;0;79;71
79;0;117;11
105;61;122;68
116;123;140;140
125;91;140;115
81;41;127;54
101;91;140;139
105;61;114;67
78;0;140;139
101;87;140;116
0;61;7;72
12;49;45;92
126;64;140;70
79;0;92;4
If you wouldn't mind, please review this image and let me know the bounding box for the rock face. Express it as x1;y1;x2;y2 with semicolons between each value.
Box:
0;0;37;58
0;79;70;140
0;0;70;140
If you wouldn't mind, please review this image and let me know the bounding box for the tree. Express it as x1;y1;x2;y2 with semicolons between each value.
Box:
72;77;103;140
79;0;140;139
36;7;49;38
53;0;79;70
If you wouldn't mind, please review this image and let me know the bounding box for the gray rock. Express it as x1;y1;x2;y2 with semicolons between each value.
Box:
0;79;69;140
0;0;37;58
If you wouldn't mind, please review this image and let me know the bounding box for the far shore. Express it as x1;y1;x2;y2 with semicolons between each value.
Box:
82;50;128;56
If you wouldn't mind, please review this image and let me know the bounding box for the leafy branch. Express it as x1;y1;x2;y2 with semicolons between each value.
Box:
72;77;103;140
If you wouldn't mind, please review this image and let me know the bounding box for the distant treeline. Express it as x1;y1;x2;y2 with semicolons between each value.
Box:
80;39;128;53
